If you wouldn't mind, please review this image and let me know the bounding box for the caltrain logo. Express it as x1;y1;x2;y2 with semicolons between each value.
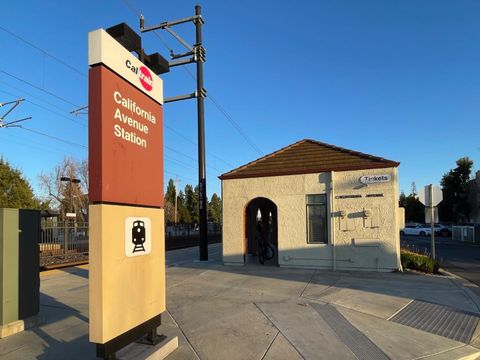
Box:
125;60;153;92
125;217;152;257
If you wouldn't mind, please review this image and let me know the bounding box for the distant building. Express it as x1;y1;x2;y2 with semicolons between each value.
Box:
219;139;403;271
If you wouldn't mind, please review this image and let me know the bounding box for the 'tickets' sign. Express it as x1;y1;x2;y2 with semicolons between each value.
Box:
88;65;164;207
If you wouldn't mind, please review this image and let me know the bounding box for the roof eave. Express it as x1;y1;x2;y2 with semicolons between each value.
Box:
219;162;400;180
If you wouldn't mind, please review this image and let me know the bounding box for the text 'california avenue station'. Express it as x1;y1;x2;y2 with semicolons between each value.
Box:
113;90;156;148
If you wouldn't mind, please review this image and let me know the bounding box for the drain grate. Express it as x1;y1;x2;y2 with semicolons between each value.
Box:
390;300;480;343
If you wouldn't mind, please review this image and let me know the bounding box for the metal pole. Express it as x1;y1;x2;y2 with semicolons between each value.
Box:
195;5;208;261
430;184;435;260
174;188;178;224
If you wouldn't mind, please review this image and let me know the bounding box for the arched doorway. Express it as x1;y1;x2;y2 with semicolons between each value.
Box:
245;197;278;265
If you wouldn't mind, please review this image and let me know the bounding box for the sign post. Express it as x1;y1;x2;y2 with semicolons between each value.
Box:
418;184;443;260
430;185;435;260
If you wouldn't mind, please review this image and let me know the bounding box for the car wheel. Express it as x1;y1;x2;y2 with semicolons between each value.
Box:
400;231;405;236
419;231;426;236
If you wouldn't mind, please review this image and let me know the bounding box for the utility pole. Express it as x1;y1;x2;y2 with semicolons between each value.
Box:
195;5;208;261
141;5;209;261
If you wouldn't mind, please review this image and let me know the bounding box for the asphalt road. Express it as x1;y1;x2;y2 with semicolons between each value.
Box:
401;234;480;296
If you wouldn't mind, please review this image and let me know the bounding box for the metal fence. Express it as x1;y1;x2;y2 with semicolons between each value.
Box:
452;225;480;243
40;221;222;268
40;221;89;268
165;223;222;250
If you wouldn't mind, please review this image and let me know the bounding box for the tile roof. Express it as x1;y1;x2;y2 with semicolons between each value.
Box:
219;139;399;180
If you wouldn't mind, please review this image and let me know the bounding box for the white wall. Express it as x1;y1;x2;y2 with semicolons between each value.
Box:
222;167;401;271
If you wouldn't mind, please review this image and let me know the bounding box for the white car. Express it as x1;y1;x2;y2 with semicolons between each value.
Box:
400;224;431;236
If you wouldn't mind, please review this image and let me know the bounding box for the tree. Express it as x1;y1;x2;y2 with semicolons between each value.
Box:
399;183;424;223
164;179;176;224
184;184;199;224
177;191;191;223
439;157;473;223
208;193;222;223
38;157;88;222
0;158;42;209
399;191;407;208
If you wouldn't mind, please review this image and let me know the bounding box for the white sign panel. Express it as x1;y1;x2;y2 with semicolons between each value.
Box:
359;174;391;185
88;29;163;104
418;185;443;207
125;217;152;257
425;207;439;224
65;212;77;218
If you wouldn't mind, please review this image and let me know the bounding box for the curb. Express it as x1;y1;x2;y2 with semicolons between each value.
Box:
440;268;480;313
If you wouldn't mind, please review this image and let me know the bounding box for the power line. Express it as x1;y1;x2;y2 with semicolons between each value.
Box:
165;154;197;170
122;0;174;52
0;130;76;156
0;26;87;78
164;124;233;167
180;66;263;155
122;0;262;156
0;86;86;128
18;126;87;149
165;144;224;173
164;170;196;184
0;80;85;120
0;69;81;108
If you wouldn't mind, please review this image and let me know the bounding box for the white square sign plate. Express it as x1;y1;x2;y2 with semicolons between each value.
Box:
125;217;152;257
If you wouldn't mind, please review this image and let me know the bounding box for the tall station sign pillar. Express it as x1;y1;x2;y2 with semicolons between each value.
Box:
88;28;167;358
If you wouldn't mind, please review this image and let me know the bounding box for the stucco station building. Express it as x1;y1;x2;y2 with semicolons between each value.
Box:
219;139;403;271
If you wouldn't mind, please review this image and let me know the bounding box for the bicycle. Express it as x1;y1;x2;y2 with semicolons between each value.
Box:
257;232;275;264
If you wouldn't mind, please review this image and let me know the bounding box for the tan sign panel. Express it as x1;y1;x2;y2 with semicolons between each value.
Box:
89;204;165;343
88;28;163;104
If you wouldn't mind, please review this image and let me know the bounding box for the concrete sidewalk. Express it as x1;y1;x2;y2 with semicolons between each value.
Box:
1;243;480;359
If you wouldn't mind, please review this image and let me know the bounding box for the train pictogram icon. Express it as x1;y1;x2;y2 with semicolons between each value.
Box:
131;220;146;253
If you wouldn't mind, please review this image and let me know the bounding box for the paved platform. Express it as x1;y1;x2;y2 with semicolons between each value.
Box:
1;244;480;359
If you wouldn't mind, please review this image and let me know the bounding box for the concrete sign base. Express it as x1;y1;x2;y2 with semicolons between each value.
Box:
117;335;178;360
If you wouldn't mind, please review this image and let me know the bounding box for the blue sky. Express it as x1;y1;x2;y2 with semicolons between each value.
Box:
1;0;480;200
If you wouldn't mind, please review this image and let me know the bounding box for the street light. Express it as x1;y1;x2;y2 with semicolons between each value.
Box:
60;177;81;218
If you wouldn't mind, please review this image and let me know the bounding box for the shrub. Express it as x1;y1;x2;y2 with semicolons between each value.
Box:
401;250;439;274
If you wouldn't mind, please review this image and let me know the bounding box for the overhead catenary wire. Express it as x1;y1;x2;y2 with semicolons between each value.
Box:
0;25;87;78
18;126;87;149
0;130;77;156
122;0;263;157
164;170;197;184
164;124;233;167
0;80;87;124
180;66;263;156
0;87;86;128
0;69;81;108
165;144;224;173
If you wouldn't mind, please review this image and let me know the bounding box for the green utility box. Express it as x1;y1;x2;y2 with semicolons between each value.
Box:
0;208;40;336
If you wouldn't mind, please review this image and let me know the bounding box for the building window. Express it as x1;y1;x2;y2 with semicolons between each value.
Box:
306;194;328;244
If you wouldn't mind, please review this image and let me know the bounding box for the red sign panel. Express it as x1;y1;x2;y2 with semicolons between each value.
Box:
89;65;164;207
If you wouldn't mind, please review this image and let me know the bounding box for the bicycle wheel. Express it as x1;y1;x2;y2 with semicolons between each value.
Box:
264;244;275;260
258;252;265;264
